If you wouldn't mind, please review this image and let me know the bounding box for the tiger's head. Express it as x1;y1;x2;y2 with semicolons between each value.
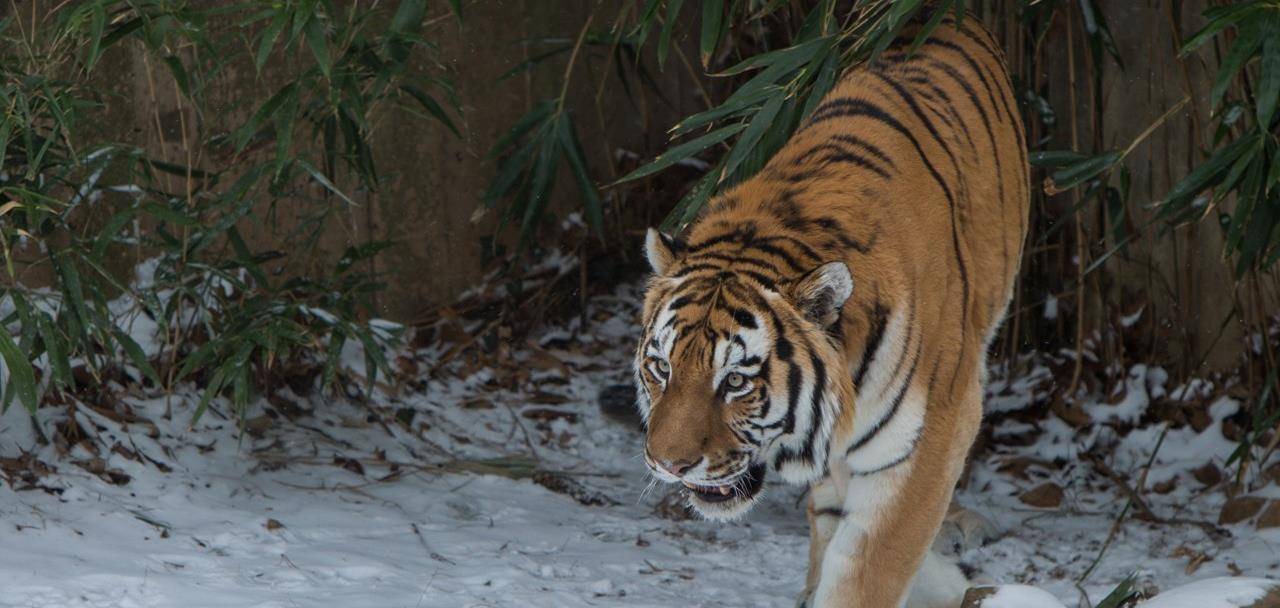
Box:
634;227;854;520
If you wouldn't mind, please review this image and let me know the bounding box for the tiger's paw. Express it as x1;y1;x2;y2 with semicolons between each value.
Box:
795;587;814;608
933;507;1000;557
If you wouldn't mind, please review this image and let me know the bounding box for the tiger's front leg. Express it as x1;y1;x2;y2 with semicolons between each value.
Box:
811;381;979;608
798;476;843;607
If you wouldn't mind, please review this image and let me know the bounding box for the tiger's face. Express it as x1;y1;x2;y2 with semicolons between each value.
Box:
635;228;852;520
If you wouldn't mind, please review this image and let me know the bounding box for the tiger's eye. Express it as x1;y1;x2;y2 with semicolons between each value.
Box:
725;372;745;389
655;359;670;375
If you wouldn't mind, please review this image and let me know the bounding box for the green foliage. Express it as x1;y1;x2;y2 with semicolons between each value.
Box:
0;1;456;423
486;0;973;243
1096;575;1140;608
1161;1;1280;277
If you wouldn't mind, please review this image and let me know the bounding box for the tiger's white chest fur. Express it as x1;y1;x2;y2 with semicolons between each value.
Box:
813;306;931;606
837;306;926;475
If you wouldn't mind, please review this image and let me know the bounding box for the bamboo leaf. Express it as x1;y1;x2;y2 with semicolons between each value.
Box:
0;327;39;414
1030;150;1088;167
51;252;92;346
672;85;780;136
720;93;783;184
497;46;572;83
486;134;541;204
1180;3;1261;55
716;36;829;77
112;328;162;387
1096;575;1139;608
99;16;144;50
908;0;956;56
235;82;299;151
1236;193;1277;275
86;3;107;69
296;158;355;206
191;368;227;426
871;0;924;59
556;115;604;236
1162;136;1255;214
1258;17;1280;128
354;328;388;391
799;50;839;120
304;13;332;79
700;0;724;68
176;342;218;383
616;123;747;184
255;9;289;71
517;122;563;252
389;0;428;35
322;329;346;392
400;84;460;136
661;160;723;231
37;313;71;389
488;100;555;159
164;56;190;99
1211;22;1262;111
92;208;137;259
1049;150;1122;191
658;0;685;68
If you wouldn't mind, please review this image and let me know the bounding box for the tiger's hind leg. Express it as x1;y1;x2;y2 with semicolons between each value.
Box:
905;550;970;608
933;504;1001;557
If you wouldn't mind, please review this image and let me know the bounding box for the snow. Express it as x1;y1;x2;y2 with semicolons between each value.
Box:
983;585;1066;607
1138;577;1278;607
2;281;1279;607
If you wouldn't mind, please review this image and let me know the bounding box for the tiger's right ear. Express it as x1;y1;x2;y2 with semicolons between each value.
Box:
645;228;681;276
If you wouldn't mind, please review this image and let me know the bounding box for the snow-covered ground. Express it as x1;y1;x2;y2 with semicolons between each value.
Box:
1;282;1277;607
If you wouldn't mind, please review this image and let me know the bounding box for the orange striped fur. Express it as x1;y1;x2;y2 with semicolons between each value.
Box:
635;13;1026;608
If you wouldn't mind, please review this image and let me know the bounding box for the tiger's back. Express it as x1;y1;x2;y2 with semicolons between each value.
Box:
701;16;1027;384
635;14;1026;608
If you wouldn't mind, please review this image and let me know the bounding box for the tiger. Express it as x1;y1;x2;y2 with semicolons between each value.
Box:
632;11;1027;608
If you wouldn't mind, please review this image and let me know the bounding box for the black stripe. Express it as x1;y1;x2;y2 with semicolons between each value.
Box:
755;381;772;423
852;303;889;389
794;143;892;179
731;308;758;329
868;71;973;334
865;70;965;191
846;343;920;456
851;436;919;475
757;235;823;264
814;217;873;254
908;53;1010;286
806;96;972;337
905;78;976;150
687;251;784;276
781;362;803;436
830;134;895;170
769;308;794;361
744;241;808;273
953;22;1031;246
797;351;829;463
672;262;724;278
738;269;778;290
668;295;695;310
815;507;845;518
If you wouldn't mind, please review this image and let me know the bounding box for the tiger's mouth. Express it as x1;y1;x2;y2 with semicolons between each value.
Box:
682;462;766;505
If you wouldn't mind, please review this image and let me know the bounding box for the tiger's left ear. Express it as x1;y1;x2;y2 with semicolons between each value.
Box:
645;228;681;276
790;262;853;329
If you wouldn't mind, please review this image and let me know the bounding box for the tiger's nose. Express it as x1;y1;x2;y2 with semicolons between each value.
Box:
658;457;700;477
